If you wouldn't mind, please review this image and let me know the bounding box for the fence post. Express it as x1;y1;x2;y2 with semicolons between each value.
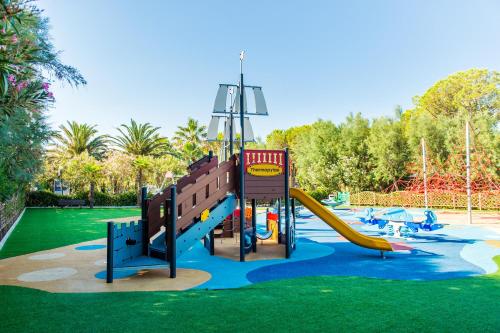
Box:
478;193;482;211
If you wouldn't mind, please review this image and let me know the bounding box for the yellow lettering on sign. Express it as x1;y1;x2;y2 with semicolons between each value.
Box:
247;164;283;177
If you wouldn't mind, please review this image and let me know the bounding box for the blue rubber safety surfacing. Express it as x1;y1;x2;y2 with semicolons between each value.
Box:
246;211;500;284
75;244;106;251
178;208;499;289
95;270;137;279
88;206;500;289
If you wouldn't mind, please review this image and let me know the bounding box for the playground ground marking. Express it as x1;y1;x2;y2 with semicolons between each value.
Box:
0;239;210;293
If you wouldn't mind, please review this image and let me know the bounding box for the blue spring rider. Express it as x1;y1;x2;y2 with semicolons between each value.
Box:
358;207;444;238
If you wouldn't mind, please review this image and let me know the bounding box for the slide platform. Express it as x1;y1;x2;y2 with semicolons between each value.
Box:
290;188;393;252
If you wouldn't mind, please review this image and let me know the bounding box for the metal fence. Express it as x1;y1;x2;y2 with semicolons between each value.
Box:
350;191;499;211
0;192;25;242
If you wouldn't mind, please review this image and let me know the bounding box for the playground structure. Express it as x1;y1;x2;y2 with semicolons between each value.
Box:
321;192;350;208
357;207;444;238
106;148;394;282
377;131;500;211
105;54;397;283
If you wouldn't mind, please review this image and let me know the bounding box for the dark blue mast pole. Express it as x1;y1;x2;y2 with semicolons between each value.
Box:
239;51;245;262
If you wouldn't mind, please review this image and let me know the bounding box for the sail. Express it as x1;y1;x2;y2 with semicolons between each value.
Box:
253;87;268;115
207;116;221;141
213;84;228;113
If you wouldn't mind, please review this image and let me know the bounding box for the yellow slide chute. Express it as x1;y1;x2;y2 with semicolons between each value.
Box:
290;188;393;252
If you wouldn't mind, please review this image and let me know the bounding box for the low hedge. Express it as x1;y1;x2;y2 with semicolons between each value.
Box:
308;189;329;201
26;191;137;207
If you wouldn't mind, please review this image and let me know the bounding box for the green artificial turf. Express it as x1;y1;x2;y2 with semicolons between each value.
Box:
0;260;499;332
0;208;499;332
0;208;139;259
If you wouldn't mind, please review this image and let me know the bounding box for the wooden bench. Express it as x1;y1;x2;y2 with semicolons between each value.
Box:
57;199;86;208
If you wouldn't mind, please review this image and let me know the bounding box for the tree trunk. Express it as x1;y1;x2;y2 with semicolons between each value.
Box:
136;169;143;205
89;181;95;209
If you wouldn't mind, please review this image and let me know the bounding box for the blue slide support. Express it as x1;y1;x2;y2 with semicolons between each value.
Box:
176;194;236;257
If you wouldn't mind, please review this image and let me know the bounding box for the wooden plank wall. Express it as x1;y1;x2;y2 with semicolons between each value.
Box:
244;174;286;200
147;155;236;238
147;186;172;238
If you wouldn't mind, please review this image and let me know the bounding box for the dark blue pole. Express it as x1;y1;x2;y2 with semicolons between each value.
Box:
206;150;215;255
251;199;257;252
168;185;177;278
277;198;281;243
239;147;245;262
229;107;234;156
239;63;246;262
106;222;114;283
284;148;291;258
141;186;148;255
291;198;296;250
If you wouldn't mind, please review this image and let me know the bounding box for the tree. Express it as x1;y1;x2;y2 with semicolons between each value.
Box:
147;155;186;190
246;136;266;149
112;119;173;203
174;117;207;146
0;111;50;199
266;130;287;149
174;117;207;162
368;117;410;190
293;120;343;193
52;121;108;159
405;69;499;182
180;142;205;163
0;0;86;200
102;151;135;194
63;152;102;207
337;113;373;191
412;69;499;118
265;125;311;152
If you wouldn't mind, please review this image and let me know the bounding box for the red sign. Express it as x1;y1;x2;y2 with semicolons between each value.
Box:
244;150;285;176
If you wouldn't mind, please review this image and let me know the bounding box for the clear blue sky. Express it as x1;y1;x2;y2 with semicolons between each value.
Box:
39;0;500;139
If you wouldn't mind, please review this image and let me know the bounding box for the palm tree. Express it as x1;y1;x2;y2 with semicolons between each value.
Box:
174;117;207;162
112;119;174;203
52;121;108;159
181;142;205;163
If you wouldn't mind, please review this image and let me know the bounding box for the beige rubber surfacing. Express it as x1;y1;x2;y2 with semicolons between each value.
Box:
0;239;210;293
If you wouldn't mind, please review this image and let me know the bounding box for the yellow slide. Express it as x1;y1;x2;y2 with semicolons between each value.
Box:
290;188;393;252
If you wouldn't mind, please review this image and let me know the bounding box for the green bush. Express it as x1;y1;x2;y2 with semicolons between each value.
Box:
26;191;71;207
308;189;329;201
26;191;137;207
